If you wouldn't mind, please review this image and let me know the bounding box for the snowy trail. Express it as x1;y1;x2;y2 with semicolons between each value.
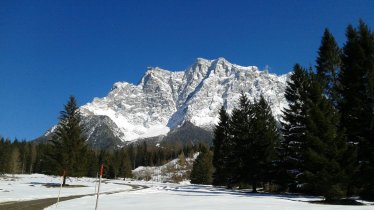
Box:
0;174;135;203
0;183;148;210
0;195;84;210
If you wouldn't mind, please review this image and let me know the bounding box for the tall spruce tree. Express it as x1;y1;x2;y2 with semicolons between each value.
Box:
278;64;310;191
230;92;254;187
301;75;348;201
121;150;133;178
339;20;374;200
49;96;87;185
212;106;231;186
316;28;342;105
250;95;279;192
230;93;278;192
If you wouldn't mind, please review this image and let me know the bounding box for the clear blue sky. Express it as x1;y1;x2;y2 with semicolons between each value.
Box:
0;0;373;140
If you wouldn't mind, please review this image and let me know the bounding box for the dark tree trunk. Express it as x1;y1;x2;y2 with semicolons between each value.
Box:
63;175;67;186
252;181;257;193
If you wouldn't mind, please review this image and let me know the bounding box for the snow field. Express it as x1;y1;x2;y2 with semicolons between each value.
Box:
45;181;374;210
1;174;373;210
0;174;131;203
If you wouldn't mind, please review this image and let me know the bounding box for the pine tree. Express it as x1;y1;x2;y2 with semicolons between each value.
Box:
230;92;254;187
85;149;99;177
316;28;342;105
228;92;279;192
278;64;310;191
249;95;279;192
109;150;121;179
339;20;374;200
301;75;348;201
0;138;6;173
190;150;213;184
127;144;136;169
122;151;133;178
49;96;88;185
0;139;3;173
33;143;49;174
0;138;12;173
212;106;231;186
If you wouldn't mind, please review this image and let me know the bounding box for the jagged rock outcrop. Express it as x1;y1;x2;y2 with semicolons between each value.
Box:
38;58;289;149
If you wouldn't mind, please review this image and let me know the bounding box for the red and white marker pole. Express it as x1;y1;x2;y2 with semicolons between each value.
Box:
95;164;104;210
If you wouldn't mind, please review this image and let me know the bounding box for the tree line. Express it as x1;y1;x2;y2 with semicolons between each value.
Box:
0;98;200;184
0;136;199;181
207;20;374;202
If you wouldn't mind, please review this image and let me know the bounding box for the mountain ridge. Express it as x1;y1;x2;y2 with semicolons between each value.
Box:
38;58;289;149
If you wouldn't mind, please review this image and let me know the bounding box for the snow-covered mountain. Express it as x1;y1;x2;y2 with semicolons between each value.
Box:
77;57;288;146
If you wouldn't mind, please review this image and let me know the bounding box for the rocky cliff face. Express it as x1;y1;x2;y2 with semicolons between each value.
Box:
40;58;289;149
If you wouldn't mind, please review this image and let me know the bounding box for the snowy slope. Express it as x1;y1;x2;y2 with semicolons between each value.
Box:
79;57;289;143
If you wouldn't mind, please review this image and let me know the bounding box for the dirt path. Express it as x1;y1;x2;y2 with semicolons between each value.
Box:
0;184;148;210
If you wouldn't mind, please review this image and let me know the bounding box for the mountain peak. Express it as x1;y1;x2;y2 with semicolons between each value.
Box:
194;57;230;66
78;58;289;144
214;57;229;63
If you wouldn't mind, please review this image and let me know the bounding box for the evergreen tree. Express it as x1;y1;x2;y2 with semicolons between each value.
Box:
108;150;121;179
0;139;12;173
121;151;133;178
107;162;117;179
127;144;136;169
250;95;279;191
339;20;374;200
212;106;231;186
85;149;99;177
301;76;348;201
31;143;46;174
278;64;310;191
229;93;279;192
230;92;254;187
190;150;213;184
316;28;342;105
49;96;88;185
0;138;3;173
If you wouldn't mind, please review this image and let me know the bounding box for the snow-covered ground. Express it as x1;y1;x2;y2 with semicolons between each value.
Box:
0;174;131;203
1;174;373;210
46;181;373;210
